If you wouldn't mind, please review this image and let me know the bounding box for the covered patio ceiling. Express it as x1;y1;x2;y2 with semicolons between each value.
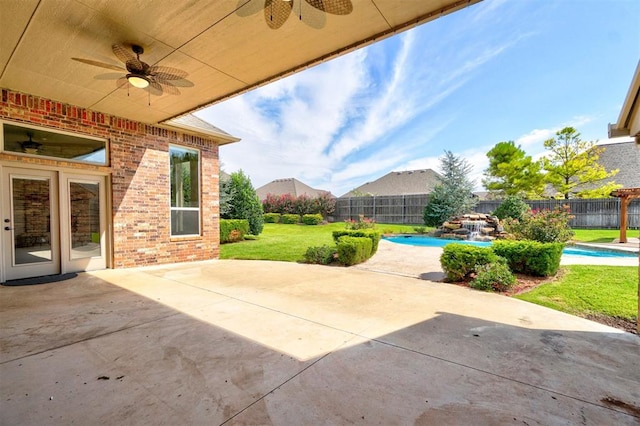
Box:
1;0;481;126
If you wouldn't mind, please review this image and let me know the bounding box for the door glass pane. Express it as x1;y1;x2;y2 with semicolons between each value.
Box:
69;182;101;259
12;177;52;264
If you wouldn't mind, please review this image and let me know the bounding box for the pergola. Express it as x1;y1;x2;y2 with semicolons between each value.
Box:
610;188;640;244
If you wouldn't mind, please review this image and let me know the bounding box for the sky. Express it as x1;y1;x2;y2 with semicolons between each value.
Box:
196;0;640;197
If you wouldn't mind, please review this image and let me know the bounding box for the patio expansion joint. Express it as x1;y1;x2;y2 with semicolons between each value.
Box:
0;312;182;366
368;337;640;420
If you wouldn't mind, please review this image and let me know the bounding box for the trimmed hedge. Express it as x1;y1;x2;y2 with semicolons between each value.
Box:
440;244;500;282
220;219;249;243
470;258;515;292
302;214;323;225
303;245;336;264
336;236;373;266
332;230;382;254
281;214;301;224
492;240;564;277
264;213;281;223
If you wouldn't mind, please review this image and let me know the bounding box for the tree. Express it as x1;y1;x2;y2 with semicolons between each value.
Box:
219;175;234;218
542;127;621;199
222;170;264;235
482;141;545;197
493;195;530;221
423;151;477;227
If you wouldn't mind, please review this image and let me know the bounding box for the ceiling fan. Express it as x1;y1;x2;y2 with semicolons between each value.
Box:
72;44;192;96
237;0;353;30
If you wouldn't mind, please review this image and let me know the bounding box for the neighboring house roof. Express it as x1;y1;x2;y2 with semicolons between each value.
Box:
341;169;442;197
163;114;240;145
596;141;640;189
220;170;231;182
256;178;331;201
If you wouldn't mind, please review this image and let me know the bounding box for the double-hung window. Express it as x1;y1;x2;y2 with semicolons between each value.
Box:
170;145;200;236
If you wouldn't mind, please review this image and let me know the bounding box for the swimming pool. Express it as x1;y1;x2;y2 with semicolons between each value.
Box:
383;235;638;258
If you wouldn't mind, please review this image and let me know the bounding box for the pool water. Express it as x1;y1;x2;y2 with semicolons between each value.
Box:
383;235;638;258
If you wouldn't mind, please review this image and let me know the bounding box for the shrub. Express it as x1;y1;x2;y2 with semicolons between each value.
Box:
222;171;264;235
493;196;530;221
503;205;574;243
281;214;301;224
493;240;564;277
303;245;336;265
302;214;323;225
332;230;382;254
264;213;281;223
440;244;499;282
470;259;516;292
220;219;249;243
413;226;428;234
314;192;337;218
345;214;376;230
336;236;373;266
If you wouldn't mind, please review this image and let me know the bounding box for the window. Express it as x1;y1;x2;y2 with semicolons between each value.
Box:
1;122;108;165
170;145;200;236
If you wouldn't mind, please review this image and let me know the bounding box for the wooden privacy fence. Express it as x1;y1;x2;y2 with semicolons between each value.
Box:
334;196;640;229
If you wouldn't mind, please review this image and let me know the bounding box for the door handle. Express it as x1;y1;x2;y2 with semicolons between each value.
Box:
4;227;12;231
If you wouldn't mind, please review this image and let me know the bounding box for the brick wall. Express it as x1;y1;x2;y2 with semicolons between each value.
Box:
1;88;221;268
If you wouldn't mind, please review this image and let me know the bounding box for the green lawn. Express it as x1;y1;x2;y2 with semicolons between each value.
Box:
220;222;419;262
515;265;638;321
571;228;638;243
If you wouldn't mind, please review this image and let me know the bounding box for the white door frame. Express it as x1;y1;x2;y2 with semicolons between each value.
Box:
0;163;111;283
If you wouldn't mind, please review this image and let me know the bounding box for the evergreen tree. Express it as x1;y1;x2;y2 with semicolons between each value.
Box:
423;151;477;227
223;170;264;235
542;127;621;199
482;141;544;197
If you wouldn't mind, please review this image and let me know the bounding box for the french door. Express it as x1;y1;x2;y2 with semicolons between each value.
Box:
1;167;108;282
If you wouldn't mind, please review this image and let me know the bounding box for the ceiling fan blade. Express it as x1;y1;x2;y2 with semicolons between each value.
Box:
155;77;194;88
112;44;136;64
236;0;262;17
156;81;181;95
116;77;129;89
296;0;327;29
148;81;164;96
126;58;146;74
94;72;124;81
148;65;188;80
71;57;124;71
304;0;352;15
264;0;292;29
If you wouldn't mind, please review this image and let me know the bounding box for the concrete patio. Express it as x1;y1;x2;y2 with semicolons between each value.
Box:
1;258;639;425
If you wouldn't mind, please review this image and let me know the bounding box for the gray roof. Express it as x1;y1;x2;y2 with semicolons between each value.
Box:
163;114;240;145
341;169;442;198
256;178;332;201
597;141;640;189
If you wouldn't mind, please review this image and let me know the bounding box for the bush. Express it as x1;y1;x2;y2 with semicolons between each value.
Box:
440;244;499;282
336;236;373;266
503;205;574;243
220;219;249;243
413;226;428;234
344;215;376;230
264;213;281;223
281;214;301;224
470;259;516;292
303;245;336;265
332;230;382;254
493;240;564;277
493;196;530;221
302;214;323;225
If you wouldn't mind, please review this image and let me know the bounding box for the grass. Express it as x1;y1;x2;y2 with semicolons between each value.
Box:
220;222;420;262
571;228;638;243
515;265;638;321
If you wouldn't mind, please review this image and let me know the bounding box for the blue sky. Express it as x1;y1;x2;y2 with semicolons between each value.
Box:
196;0;640;197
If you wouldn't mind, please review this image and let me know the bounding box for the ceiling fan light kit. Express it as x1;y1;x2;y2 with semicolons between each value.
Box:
126;74;149;88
